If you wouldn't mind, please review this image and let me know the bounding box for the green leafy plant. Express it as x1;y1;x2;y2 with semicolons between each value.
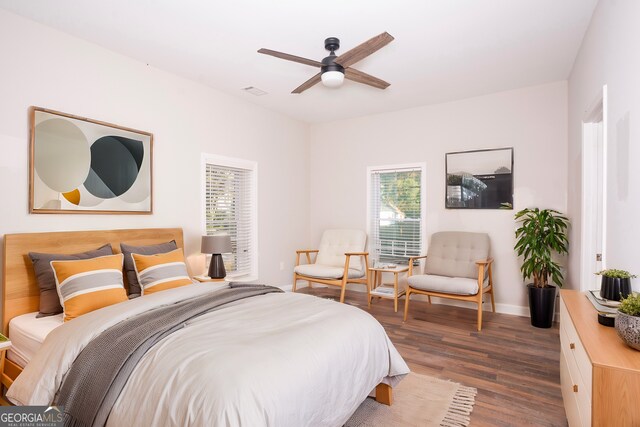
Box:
595;269;637;279
514;208;569;288
619;293;640;317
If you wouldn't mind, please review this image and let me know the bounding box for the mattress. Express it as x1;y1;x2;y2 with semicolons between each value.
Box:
7;312;63;368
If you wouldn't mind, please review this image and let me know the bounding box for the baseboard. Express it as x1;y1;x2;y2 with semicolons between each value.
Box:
410;294;530;318
284;283;535;318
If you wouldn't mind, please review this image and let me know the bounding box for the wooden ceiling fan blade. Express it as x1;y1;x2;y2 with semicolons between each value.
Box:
345;68;390;89
257;48;322;68
292;73;322;94
334;32;394;68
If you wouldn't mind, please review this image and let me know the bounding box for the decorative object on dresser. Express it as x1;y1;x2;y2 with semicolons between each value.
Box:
445;147;513;209
615;293;640;351
514;208;569;328
201;234;233;280
596;269;635;301
30;107;153;214
403;231;495;331
560;290;640;426
585;290;619;327
293;229;370;304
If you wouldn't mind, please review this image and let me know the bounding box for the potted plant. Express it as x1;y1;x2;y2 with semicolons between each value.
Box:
615;293;640;351
514;208;569;328
596;269;635;301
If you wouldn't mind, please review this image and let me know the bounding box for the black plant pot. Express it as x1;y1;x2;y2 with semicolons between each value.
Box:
528;284;557;328
600;276;632;301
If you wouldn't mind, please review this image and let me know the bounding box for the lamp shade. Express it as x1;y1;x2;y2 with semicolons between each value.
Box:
321;70;344;88
201;235;232;254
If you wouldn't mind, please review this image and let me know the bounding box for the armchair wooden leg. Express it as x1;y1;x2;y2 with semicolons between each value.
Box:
477;293;483;332
339;279;347;303
366;271;372;309
427;295;432;304
292;273;298;292
403;289;411;322
490;287;496;312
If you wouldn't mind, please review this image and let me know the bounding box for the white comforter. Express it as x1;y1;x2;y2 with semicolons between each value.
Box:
8;283;409;426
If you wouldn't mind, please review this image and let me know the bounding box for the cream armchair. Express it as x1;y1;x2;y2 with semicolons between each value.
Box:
403;231;495;331
293;229;370;304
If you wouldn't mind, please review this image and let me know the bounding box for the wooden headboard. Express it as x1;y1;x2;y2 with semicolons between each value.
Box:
2;228;184;334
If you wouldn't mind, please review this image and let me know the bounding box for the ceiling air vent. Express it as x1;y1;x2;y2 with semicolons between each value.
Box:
242;86;268;96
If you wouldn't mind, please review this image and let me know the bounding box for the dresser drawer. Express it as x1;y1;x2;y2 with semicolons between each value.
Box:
560;298;593;397
561;350;591;427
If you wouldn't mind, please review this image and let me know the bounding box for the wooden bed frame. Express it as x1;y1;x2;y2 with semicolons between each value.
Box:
1;228;184;389
0;227;393;406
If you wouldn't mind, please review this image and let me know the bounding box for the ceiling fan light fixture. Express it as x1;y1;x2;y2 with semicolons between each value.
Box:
321;70;344;88
258;32;393;93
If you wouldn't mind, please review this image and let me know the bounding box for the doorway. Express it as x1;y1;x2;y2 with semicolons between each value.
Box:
580;85;607;291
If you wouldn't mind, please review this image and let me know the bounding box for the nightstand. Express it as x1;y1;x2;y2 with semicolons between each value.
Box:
368;266;409;312
0;335;12;406
193;275;226;283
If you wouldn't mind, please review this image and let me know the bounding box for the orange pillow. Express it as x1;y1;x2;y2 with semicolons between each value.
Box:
51;254;128;322
132;248;192;295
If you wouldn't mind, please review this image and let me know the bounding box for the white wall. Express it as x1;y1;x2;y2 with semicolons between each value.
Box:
0;10;310;288
0;8;577;315
567;0;640;290
309;82;568;313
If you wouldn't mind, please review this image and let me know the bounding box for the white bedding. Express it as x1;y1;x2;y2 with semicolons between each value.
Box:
8;283;409;426
7;312;63;368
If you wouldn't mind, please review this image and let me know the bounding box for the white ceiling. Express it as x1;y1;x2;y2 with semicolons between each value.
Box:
0;0;598;123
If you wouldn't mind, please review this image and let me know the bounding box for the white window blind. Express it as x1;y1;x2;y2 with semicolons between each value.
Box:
368;166;424;264
204;157;257;278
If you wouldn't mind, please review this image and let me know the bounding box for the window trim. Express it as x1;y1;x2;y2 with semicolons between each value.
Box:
201;153;258;281
366;162;427;263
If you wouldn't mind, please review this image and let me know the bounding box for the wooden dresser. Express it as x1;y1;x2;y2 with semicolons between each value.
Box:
560;290;640;426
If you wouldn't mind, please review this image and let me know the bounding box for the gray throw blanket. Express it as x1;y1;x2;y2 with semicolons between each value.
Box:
54;283;283;427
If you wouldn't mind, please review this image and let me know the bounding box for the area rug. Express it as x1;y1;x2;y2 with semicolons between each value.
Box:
345;373;477;427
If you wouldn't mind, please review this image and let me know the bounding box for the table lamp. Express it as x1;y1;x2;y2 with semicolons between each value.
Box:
201;234;232;279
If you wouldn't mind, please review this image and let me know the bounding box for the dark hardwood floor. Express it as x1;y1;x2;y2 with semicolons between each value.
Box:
299;287;567;427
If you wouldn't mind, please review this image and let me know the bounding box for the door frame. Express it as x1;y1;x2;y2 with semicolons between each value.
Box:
580;85;608;291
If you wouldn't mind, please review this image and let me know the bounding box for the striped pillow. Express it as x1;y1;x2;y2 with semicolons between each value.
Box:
132;248;192;295
51;254;128;322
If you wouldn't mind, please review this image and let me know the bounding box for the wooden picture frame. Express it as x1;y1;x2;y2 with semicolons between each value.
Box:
29;107;153;214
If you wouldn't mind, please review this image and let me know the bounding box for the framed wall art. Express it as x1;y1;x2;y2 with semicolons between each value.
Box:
30;107;153;214
445;147;513;209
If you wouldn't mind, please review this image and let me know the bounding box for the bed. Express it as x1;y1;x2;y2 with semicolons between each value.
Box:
1;228;409;426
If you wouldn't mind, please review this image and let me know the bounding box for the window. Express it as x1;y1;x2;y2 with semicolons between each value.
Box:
367;164;425;264
202;154;257;279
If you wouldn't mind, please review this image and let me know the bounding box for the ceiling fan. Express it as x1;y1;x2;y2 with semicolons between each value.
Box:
258;32;394;94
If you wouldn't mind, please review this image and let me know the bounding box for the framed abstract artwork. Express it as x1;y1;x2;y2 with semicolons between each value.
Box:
445;147;514;209
30;107;153;214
